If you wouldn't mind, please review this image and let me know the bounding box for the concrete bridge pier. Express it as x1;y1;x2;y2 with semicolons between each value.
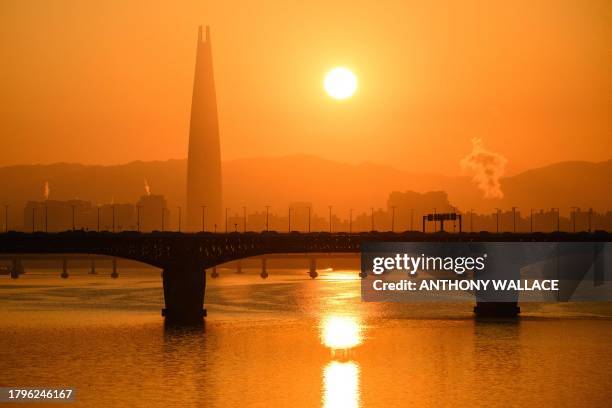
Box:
260;258;268;279
474;302;520;317
162;261;206;323
10;258;23;279
60;258;69;279
111;258;118;278
308;258;318;279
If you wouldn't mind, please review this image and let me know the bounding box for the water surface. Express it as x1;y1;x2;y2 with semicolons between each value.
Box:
1;266;611;407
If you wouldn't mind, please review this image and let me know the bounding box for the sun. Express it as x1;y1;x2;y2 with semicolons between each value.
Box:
324;67;357;100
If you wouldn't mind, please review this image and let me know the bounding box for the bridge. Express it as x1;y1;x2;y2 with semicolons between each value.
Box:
0;230;608;322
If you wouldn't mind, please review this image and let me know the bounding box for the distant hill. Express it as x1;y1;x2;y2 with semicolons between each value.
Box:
497;160;612;213
0;156;609;226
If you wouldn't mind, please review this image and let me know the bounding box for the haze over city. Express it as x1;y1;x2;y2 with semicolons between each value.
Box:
1;0;611;176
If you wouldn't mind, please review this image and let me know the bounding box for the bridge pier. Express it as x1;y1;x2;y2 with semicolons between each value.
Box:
10;258;22;279
61;258;69;279
161;261;206;323
111;258;118;278
308;258;318;279
474;302;520;317
260;258;268;279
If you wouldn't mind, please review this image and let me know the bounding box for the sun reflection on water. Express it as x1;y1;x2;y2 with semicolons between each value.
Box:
320;315;362;407
323;361;360;408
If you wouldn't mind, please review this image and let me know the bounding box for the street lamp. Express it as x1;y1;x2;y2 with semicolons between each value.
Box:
177;206;182;232
225;208;229;233
3;205;8;233
370;207;374;231
570;206;579;232
512;206;518;233
551;208;560;232
433;207;437;232
243;206;247;232
136;205;141;232
71;204;76;231
494;208;500;233
469;209;474;233
161;207;165;232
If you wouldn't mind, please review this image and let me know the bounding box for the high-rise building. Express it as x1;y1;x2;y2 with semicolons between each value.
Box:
186;26;222;231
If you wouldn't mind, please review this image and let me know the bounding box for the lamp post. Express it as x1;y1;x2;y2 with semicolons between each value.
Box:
225;208;229;233
570;206;579;232
161;207;165;232
136;205;141;232
390;206;396;232
71;205;76;231
177;206;182;232
433;207;437;232
551;208;560;232
243;206;247;232
201;205;207;232
370;207;374;231
469;209;474;232
494;208;500;233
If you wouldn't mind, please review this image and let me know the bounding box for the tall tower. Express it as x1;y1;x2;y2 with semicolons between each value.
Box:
186;26;222;231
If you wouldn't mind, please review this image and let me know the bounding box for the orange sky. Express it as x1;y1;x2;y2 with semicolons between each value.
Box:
0;0;610;176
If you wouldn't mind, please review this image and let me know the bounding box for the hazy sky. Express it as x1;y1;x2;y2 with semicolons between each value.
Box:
0;0;610;175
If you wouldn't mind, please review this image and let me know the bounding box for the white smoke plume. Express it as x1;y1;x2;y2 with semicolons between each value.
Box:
144;178;151;196
43;181;50;200
460;138;508;199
